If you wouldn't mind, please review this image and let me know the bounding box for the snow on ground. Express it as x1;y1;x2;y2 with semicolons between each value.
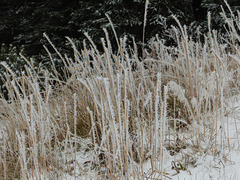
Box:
66;96;240;180
149;95;240;180
29;96;240;180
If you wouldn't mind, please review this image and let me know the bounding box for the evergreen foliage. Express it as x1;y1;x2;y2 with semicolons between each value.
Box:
0;0;240;75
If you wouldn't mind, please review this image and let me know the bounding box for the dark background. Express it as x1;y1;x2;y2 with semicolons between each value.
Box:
0;0;239;73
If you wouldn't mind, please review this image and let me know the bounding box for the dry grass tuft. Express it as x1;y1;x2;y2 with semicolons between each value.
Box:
0;4;239;179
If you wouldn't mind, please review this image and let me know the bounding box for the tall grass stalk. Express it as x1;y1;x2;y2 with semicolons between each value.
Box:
142;0;149;57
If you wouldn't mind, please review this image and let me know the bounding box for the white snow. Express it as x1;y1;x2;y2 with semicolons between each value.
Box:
28;95;240;180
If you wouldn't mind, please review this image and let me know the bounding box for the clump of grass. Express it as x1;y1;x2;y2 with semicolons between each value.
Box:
0;2;239;179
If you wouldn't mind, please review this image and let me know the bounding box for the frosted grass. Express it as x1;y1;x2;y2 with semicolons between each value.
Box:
0;3;240;179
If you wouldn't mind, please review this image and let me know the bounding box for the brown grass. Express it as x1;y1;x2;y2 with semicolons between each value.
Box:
0;4;239;179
